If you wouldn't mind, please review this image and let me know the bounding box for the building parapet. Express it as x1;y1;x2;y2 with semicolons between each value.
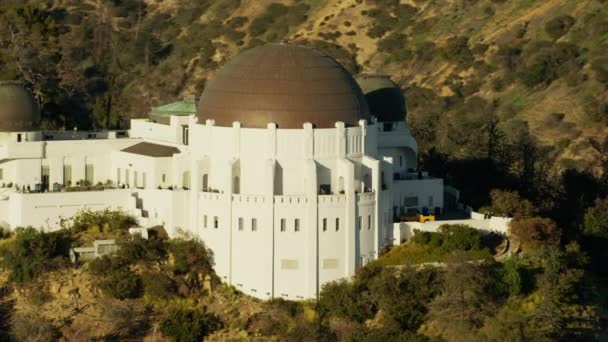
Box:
356;191;375;203
318;194;346;204
274;195;309;205
232;194;266;204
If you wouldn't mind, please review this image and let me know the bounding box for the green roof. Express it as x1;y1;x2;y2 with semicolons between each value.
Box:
150;99;197;116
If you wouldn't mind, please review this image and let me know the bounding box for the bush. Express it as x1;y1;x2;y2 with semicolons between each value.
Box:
517;42;581;87
87;254;129;276
582;197;608;239
317;279;374;323
591;57;608;86
0;227;70;283
169;239;214;275
439;224;482;252
509;217;561;251
545;15;576;40
142;271;176;299
160;308;221;342
496;257;523;296
488;189;536;218
10;314;60;342
98;269;142;300
117;237;167;264
69;209;136;233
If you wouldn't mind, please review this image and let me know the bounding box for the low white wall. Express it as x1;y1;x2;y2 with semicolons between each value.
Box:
7;190;133;231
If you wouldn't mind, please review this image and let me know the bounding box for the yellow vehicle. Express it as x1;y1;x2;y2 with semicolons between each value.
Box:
400;210;436;223
418;214;435;223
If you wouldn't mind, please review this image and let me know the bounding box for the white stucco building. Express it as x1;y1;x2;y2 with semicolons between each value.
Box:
0;44;443;299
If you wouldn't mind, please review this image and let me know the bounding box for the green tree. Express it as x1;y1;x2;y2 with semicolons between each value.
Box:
428;253;493;339
509;217;561;252
0;227;69;283
545;15;576;40
439;224;482;252
489;189;536;218
98;269;142;300
368;267;441;330
160;308;220;342
317;279;374;323
582;197;608;239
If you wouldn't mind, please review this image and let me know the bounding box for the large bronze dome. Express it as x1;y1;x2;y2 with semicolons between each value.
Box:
0;81;41;132
197;44;370;128
355;74;406;122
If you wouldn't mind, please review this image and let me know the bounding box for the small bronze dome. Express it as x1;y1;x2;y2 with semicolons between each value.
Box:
0;81;41;132
355;75;406;122
197;44;370;128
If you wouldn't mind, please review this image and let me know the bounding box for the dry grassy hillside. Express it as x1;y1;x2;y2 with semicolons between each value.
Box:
2;0;606;168
114;0;606;170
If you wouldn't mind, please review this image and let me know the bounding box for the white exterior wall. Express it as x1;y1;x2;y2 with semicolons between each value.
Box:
0;112;447;300
6;190;132;230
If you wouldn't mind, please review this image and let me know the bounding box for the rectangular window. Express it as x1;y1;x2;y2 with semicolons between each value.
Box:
294;219;300;232
162;174;166;183
251;218;257;231
182;125;189;145
238;217;244;231
213;216;218;229
203;215;207;228
17;134;21;142
322;218;327;232
280;219;286;232
335;218;340;232
116;168;121;184
64;165;72;186
368;215;372;230
85;164;94;185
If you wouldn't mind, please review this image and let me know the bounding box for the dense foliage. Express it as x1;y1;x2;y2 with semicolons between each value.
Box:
159;308;221;342
0;227;69;282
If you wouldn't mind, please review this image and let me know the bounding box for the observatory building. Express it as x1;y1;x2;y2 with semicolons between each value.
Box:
0;44;443;299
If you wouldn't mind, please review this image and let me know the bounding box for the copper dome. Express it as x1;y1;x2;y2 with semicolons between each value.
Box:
355;74;406;122
197;44;370;128
0;81;41;132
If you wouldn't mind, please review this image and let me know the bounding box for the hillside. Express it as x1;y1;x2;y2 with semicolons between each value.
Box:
0;0;607;198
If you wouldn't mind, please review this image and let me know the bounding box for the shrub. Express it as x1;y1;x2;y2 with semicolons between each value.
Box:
69;209;136;233
0;227;70;283
488;189;536;218
517;42;581;87
117;237;167;264
10;314;60;342
439;224;482;252
227;16;248;29
545;15;576;40
582;197;608;239
368;267;441;330
87;254;129;276
496;257;523;296
317;279;374;323
160;308;221;342
169;239;214;275
509;217;561;251
142;271;176;299
98;269;142;300
591;57;608;86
